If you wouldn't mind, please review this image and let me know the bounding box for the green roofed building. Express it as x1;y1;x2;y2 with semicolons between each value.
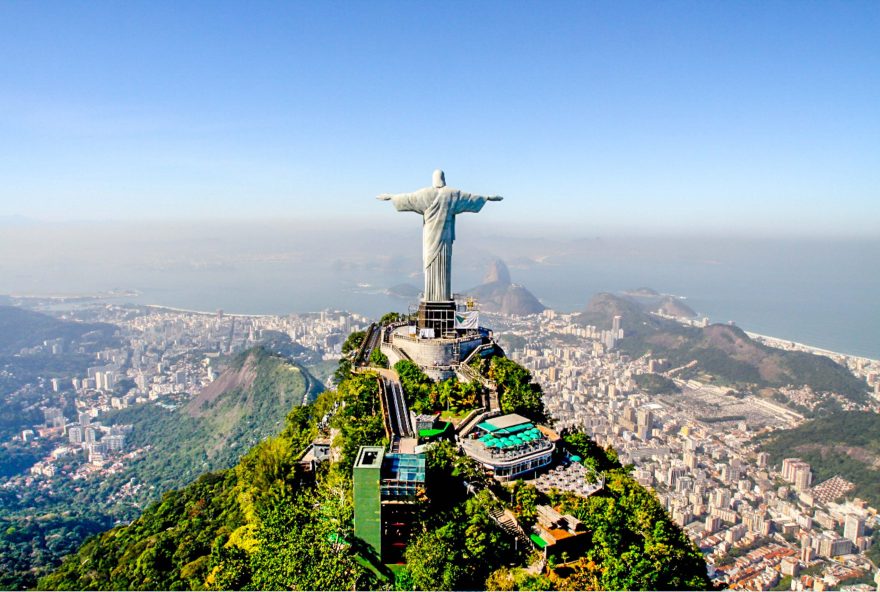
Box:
353;446;426;563
353;446;384;557
460;413;555;481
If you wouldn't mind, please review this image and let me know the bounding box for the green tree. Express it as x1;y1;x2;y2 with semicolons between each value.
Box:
341;331;366;355
405;527;464;591
485;567;517;591
489;357;547;421
380;312;403;325
250;491;371;590
206;539;250;590
563;431;622;471
394;360;436;412
511;480;539;527
463;490;513;570
370;347;389;368
334;357;353;383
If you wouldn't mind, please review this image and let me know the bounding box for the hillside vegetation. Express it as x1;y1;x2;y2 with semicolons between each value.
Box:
39;373;385;591
578;293;868;406
758;411;880;507
42;340;712;590
99;346;318;508
0;346;317;588
0;305;117;356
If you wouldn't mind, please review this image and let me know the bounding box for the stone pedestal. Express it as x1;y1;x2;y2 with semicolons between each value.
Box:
417;300;456;336
383;325;485;381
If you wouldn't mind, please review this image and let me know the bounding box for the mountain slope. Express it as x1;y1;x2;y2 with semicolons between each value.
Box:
467;259;546;315
758;411;880;507
577;292;679;337
40;373;383;591
578;293;868;404
657;296;697;318
100;346;318;505
0;347;318;588
0;305;117;355
42;337;713;591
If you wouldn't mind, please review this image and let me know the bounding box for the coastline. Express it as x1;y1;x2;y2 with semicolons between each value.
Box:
143;304;277;318
743;330;880;365
8;290;879;364
146;302;879;365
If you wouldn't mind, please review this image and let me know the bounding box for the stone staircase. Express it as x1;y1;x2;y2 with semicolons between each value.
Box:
488;506;530;549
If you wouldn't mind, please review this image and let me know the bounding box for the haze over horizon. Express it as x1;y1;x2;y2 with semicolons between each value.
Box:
1;2;878;237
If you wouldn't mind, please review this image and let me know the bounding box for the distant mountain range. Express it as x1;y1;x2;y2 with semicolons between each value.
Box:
0;305;117;355
578;292;868;406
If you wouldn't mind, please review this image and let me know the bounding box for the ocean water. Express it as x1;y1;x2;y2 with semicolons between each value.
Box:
96;241;880;360
2;225;877;359
510;239;880;359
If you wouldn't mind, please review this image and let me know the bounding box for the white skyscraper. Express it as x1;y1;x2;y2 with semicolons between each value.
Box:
844;514;865;543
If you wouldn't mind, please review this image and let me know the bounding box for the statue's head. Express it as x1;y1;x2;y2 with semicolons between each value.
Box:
432;169;446;189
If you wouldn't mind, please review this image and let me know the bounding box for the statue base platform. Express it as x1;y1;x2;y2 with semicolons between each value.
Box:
417;300;456;337
382;324;489;382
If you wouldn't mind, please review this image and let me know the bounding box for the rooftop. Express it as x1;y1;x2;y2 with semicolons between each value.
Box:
477;425;546;450
484;413;532;431
382;453;426;483
355;446;385;469
380;452;426;501
460;435;554;466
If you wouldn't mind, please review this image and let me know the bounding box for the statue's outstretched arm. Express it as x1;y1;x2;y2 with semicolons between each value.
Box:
376;189;432;213
454;192;503;214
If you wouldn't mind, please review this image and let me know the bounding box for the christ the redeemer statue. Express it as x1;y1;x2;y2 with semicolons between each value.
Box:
378;170;502;302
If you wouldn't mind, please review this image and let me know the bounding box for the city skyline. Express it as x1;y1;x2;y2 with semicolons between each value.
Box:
1;2;879;237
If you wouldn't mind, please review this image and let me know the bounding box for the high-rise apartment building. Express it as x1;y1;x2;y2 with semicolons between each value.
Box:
844;514;865;543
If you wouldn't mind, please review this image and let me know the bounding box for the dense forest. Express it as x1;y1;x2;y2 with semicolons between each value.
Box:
41;343;712;590
633;373;681;395
0;346;318;588
758;410;880;507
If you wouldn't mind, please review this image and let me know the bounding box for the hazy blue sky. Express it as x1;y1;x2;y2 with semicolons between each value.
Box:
1;2;878;236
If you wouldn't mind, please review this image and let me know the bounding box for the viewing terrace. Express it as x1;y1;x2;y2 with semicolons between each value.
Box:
460;413;554;481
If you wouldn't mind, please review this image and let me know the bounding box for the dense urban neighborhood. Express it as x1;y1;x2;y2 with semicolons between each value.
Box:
1;297;879;590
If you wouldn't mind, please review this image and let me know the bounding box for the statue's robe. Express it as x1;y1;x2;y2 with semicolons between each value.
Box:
389;188;488;302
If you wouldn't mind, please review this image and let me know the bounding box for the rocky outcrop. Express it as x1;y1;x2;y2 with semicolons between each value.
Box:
466;259;545;316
